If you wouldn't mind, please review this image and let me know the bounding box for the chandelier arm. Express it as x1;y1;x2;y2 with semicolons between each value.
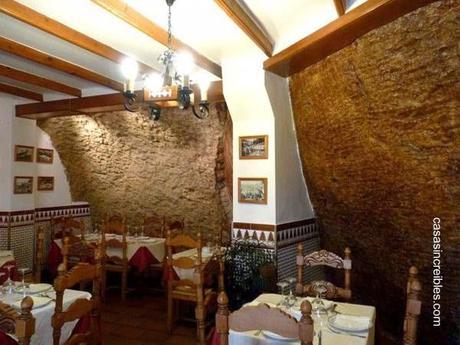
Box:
123;91;137;112
192;101;210;120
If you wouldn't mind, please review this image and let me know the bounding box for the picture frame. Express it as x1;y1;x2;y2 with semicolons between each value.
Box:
238;177;268;204
37;176;54;191
13;176;33;194
36;148;54;164
14;145;34;162
239;135;268;159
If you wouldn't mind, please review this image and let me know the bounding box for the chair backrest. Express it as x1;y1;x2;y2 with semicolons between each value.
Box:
403;266;422;345
165;216;185;232
143;214;165;238
296;244;352;300
166;230;202;288
51;216;69;239
52;250;102;345
0;297;35;345
35;227;45;283
216;291;313;345
101;227;128;265
65;218;85;240
103;215;125;235
62;236;95;271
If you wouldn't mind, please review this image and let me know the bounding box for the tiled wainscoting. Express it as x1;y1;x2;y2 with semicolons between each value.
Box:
0;204;91;270
232;218;322;283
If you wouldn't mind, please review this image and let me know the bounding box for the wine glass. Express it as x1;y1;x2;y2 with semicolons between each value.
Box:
141;225;145;238
276;281;289;307
286;277;297;307
3;265;16;295
0;272;6;295
311;281;328;311
18;268;29;297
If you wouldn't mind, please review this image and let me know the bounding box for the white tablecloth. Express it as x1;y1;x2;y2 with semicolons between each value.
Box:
229;294;376;345
172;248;214;280
55;234;166;263
0;250;15;267
1;288;91;345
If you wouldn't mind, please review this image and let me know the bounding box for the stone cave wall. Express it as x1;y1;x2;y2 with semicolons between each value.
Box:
289;1;459;344
38;103;232;242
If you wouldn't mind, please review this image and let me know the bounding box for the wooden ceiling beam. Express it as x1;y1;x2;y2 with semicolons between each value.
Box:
0;0;154;74
0;82;43;101
333;0;346;16
16;81;224;119
0;64;81;97
214;0;273;57
91;0;222;78
264;0;437;77
0;36;124;91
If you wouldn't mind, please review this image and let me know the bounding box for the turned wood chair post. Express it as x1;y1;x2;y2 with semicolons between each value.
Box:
16;296;35;345
121;227;128;301
296;244;304;295
299;300;314;345
35;227;45;283
91;246;102;340
166;229;174;334
407;266;418;294
53;263;66;345
216;291;229;345
194;232;206;345
217;246;225;292
344;247;352;292
62;237;69;271
403;266;422;345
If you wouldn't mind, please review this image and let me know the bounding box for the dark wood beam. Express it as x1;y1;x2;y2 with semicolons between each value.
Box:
264;0;436;77
16;81;224;119
214;0;273;56
0;36;124;91
0;0;154;74
0;64;81;97
333;0;346;16
91;0;222;78
0;82;43;101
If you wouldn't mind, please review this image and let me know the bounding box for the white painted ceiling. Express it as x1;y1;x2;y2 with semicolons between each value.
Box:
0;0;368;102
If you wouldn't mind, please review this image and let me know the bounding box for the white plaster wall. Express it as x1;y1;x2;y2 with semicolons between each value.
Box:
0;95;16;210
265;72;314;223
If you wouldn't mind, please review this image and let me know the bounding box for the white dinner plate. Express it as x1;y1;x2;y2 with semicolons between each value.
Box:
262;330;297;342
13;296;53;310
26;283;53;295
328;314;371;333
136;236;150;240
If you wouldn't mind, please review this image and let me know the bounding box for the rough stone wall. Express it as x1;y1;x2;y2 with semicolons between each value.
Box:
289;2;459;344
38;104;232;241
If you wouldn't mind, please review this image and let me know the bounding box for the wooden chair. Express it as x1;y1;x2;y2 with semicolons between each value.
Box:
216;291;314;345
0;297;35;345
165;216;185;232
296;245;352;301
65;218;85;240
62;236;96;272
166;230;216;344
101;225;129;301
103;214;125;235
52;254;102;345
143;214;165;238
51;216;69;240
34;227;45;283
403;266;422;345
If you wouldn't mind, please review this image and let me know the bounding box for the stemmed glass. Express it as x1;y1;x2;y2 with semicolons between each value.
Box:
3;265;16;295
286;277;297;307
0;272;6;295
18;268;29;297
276;280;289;308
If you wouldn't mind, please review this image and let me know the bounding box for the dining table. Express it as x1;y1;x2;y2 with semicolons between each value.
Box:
1;284;91;345
217;293;376;345
48;233;166;274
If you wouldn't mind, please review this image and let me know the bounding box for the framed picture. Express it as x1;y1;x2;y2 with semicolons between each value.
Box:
13;176;33;194
239;135;268;159
14;145;34;162
238;178;268;204
37;176;54;191
36;148;54;164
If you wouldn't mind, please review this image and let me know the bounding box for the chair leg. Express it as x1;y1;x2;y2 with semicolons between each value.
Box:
167;294;174;334
121;269;127;301
101;270;106;302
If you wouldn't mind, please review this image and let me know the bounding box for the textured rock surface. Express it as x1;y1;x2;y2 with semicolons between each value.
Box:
289;2;459;344
38;104;232;241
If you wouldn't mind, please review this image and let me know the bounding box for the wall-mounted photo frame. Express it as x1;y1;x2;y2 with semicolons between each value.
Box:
14;145;34;162
238;177;268;204
239;135;268;159
37;176;54;191
14;176;33;194
36;148;54;164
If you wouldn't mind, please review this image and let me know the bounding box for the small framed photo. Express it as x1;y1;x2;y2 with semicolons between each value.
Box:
37;176;54;191
239;135;268;159
14;176;33;194
36;148;54;164
238;178;268;204
14;145;34;162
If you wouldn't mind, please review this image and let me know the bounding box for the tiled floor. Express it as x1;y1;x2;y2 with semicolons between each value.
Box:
101;291;198;345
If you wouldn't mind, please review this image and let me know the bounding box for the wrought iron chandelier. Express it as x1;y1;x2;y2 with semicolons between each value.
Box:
121;0;210;120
